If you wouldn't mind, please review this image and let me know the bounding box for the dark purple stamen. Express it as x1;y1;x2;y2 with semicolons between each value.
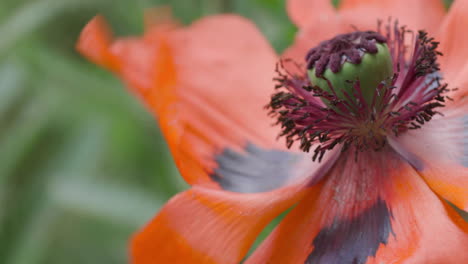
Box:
306;31;387;76
268;22;451;161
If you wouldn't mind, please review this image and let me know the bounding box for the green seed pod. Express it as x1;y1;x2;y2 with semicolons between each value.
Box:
306;32;394;105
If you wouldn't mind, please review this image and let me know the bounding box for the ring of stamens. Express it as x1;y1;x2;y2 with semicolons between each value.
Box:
268;22;452;161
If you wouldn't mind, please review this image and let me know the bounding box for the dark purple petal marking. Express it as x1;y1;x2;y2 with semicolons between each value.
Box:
305;199;393;264
210;143;299;193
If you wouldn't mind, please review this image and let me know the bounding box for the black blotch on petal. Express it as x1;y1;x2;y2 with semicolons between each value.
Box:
210;143;298;193
305;199;393;264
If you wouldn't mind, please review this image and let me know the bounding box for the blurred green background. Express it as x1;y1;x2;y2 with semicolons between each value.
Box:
0;0;460;264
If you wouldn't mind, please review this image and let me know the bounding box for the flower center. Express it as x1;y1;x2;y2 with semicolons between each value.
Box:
268;23;451;161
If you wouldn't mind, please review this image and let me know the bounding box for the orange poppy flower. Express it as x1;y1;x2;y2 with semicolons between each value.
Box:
77;0;468;263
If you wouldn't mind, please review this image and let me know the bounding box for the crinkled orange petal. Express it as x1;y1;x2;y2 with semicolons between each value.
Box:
338;0;445;33
438;0;468;100
131;184;308;264
77;14;284;186
286;0;336;28
246;149;468;264
389;106;468;212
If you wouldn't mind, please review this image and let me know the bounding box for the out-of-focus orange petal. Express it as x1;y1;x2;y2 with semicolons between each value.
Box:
247;149;468;264
284;0;344;68
76;15;119;71
338;0;445;33
438;0;468;100
389;106;468;212
131;184;308;264
286;0;336;28
77;14;283;186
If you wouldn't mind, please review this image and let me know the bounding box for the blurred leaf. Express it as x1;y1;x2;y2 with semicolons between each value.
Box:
0;91;55;182
0;59;27;115
0;0;89;56
5;202;57;264
50;177;162;227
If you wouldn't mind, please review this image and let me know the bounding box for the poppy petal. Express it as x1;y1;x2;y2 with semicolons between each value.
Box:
370;162;468;264
338;0;445;33
76;15;119;71
246;149;468;264
438;0;468;98
131;184;308;264
449;65;468;102
282;16;343;68
77;14;286;186
286;0;336;28
389;107;468;212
